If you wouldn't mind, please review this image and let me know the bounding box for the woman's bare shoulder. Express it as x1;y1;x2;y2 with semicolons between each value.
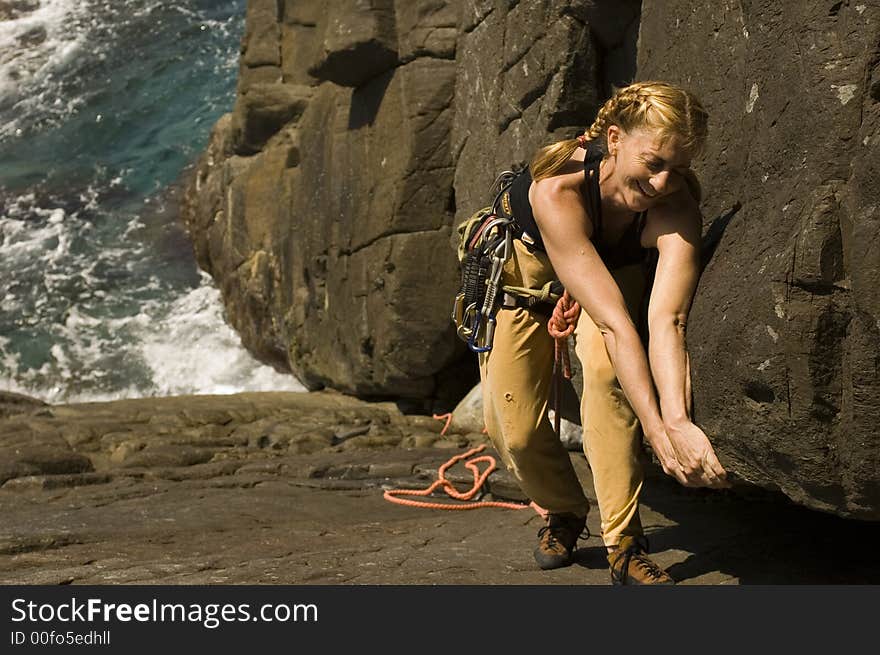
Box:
530;160;588;213
530;159;586;197
643;187;702;249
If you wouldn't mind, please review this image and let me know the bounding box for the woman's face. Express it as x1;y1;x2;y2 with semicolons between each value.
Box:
606;126;692;212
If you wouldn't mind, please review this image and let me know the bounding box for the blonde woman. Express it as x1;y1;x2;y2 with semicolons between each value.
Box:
479;81;729;585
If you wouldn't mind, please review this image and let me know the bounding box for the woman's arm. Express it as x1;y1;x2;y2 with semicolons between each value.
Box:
647;200;728;487
531;174;695;486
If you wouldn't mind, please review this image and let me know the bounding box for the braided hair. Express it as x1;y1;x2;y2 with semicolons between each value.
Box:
529;81;708;200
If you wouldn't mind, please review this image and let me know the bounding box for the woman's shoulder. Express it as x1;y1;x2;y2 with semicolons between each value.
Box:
642;187;702;249
529;159;594;240
530;158;588;201
650;185;701;224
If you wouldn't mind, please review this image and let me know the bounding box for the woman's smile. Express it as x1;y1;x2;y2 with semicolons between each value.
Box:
635;179;655;198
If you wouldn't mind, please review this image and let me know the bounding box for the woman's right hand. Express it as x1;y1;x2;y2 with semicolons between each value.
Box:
646;423;730;489
665;420;730;489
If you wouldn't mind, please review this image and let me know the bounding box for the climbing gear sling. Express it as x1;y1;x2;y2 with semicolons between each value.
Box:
452;169;518;353
452;168;566;353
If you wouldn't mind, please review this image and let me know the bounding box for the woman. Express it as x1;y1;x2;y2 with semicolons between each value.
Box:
478;81;729;585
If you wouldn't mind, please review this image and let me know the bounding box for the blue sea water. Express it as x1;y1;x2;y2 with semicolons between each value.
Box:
0;0;305;402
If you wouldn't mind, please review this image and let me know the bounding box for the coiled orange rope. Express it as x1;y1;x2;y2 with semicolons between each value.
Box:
383;444;547;515
546;290;580;436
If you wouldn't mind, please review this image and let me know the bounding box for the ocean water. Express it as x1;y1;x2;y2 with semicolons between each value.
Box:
0;0;305;402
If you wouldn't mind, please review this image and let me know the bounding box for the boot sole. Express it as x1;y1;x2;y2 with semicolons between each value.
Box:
533;549;575;570
610;573;676;585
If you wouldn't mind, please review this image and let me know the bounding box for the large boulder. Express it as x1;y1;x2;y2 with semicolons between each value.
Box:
286;60;460;398
638;0;880;518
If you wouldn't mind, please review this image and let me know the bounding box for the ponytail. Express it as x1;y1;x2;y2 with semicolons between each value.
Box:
529;138;582;182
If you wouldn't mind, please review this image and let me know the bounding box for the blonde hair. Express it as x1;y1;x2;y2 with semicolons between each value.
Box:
529;81;709;199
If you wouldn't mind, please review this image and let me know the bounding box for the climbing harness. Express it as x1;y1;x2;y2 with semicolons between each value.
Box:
452;167;571;354
452;163;578;438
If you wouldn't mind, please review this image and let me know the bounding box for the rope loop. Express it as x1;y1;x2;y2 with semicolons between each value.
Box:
547;291;580;437
547;290;580;341
383;444;547;514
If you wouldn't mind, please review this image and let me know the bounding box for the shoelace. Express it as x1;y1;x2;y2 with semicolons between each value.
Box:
536;523;592;550
610;540;667;584
536;525;562;550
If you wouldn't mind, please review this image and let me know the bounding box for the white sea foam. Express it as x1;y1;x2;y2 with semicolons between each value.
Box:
137;273;306;398
0;0;93;137
0;196;71;267
0;2;283;404
0;190;305;404
1;275;306;403
0;1;242;140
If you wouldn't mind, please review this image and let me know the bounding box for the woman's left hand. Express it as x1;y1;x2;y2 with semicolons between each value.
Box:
665;421;730;489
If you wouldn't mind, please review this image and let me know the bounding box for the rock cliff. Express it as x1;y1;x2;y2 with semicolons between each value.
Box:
183;0;465;403
182;0;639;405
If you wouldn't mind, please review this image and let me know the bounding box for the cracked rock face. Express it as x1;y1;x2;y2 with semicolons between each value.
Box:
638;0;880;518
181;0;638;404
452;0;640;225
183;0;464;401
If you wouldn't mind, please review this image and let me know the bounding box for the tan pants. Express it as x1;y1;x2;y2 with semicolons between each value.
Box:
479;240;646;546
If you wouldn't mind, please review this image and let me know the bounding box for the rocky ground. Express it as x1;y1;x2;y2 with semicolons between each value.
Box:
1;390;878;585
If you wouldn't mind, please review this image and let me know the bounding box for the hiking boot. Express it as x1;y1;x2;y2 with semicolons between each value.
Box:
533;512;587;570
607;535;675;585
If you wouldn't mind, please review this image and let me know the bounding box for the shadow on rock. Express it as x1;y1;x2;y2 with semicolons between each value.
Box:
573;544;611;571
639;464;880;584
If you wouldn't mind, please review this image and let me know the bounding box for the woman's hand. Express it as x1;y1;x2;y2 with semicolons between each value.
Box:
665;421;730;488
644;428;692;487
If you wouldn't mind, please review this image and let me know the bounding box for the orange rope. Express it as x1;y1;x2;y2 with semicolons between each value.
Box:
546;290;580;436
547;289;580;349
431;412;453;436
383;444;547;515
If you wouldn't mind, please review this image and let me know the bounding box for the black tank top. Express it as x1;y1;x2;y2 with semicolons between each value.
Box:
507;146;648;270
